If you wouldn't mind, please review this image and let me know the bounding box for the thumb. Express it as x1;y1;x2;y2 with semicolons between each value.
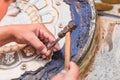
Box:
68;62;80;79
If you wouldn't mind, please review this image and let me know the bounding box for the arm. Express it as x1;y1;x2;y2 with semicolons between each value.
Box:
0;0;11;20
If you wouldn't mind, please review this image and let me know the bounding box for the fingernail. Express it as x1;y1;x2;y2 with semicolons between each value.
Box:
42;55;46;59
55;44;61;50
41;48;47;54
61;70;67;74
53;49;57;52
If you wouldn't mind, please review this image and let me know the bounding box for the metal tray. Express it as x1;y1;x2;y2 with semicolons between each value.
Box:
0;0;96;80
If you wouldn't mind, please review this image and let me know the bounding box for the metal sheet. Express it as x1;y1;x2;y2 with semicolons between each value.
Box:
0;0;96;80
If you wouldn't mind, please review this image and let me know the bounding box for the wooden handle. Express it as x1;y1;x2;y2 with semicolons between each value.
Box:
64;31;71;71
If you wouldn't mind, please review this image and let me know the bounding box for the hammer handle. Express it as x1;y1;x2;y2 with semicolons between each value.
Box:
64;31;71;71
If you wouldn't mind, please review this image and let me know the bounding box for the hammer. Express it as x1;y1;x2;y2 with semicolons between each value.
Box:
47;21;77;71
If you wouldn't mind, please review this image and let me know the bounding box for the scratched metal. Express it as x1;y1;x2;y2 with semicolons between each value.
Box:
13;0;96;80
0;0;75;79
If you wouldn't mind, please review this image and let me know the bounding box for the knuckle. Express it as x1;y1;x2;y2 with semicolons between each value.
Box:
46;52;51;56
39;23;46;28
37;45;45;51
46;51;52;56
50;38;55;43
40;47;47;54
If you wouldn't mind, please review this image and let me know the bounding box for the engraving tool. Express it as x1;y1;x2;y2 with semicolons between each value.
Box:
98;11;120;19
47;21;77;50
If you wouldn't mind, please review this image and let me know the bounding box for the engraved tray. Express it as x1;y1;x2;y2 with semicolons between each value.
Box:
0;0;96;80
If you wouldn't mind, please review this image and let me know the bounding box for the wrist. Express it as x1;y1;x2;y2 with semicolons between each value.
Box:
0;26;15;42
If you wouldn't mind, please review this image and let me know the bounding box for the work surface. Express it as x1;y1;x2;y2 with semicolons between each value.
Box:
85;0;120;80
0;0;120;80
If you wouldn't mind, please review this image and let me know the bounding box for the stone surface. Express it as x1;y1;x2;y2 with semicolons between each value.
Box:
85;0;120;80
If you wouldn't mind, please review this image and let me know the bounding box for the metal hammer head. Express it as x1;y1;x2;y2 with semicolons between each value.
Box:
58;21;77;38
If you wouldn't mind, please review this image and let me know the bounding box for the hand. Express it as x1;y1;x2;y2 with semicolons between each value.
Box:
0;23;60;58
52;62;81;80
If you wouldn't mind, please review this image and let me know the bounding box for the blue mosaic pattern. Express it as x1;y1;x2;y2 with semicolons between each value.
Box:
61;0;92;57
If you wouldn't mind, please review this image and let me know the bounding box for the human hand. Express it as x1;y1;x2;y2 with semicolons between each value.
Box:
52;62;81;80
9;23;60;58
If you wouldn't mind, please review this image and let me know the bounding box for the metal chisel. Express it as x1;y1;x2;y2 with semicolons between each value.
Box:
47;21;77;50
97;11;120;19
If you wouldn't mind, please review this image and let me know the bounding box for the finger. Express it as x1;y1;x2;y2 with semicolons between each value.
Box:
39;29;55;43
38;24;60;50
45;49;53;57
46;43;53;56
52;70;66;80
42;55;47;59
42;31;60;50
68;62;80;78
39;23;54;37
41;44;53;59
64;62;80;80
26;33;47;54
54;42;61;51
42;44;53;59
40;47;47;55
69;62;80;73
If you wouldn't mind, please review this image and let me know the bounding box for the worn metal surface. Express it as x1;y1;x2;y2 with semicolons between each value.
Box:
0;0;71;79
85;0;120;80
0;0;96;80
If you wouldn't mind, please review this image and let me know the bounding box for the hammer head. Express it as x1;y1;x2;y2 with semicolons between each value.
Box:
58;21;77;38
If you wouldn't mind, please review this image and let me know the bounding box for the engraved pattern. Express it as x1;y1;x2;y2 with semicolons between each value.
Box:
0;0;71;70
0;0;96;80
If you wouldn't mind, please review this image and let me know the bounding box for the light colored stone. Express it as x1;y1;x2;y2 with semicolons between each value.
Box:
85;0;120;80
